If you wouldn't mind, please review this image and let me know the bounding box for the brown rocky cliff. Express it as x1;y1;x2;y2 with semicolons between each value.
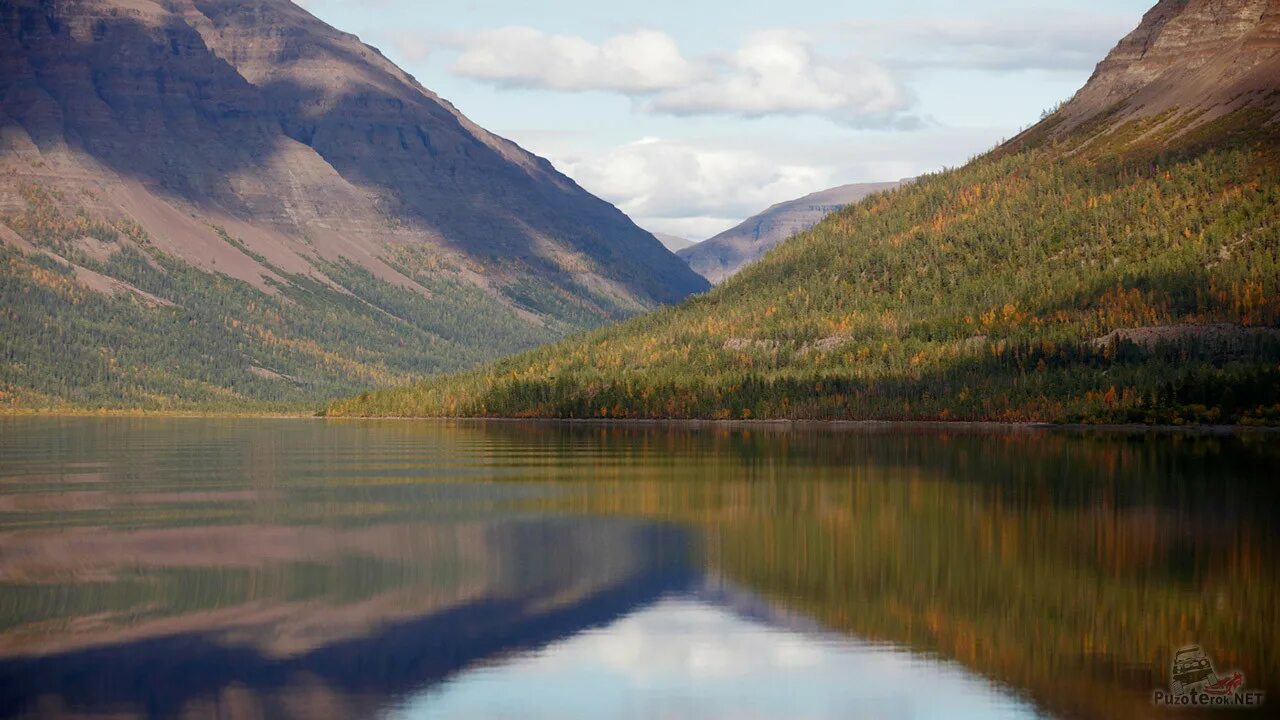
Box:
1049;0;1280;133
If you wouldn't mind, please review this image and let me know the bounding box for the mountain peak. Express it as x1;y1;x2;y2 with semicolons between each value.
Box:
1048;0;1280;135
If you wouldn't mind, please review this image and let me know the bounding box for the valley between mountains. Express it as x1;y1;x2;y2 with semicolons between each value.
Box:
2;0;1279;426
327;0;1280;425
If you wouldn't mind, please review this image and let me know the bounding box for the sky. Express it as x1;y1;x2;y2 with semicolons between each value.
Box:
295;0;1154;240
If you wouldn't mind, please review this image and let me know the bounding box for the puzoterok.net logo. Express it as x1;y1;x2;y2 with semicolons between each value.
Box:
1153;644;1265;709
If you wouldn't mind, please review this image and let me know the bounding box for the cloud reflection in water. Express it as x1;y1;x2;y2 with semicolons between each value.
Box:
396;593;1045;720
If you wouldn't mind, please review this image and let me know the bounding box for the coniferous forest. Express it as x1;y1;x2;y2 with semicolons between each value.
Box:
0;183;637;410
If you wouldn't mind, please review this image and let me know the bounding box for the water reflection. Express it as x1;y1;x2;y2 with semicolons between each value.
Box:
399;588;1044;720
0;516;691;719
0;418;1275;719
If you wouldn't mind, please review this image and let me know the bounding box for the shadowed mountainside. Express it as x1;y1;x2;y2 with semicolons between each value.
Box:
0;0;708;409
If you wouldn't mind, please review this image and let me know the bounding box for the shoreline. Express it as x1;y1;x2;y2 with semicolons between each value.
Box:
0;408;317;419
326;416;1280;435
7;409;1275;435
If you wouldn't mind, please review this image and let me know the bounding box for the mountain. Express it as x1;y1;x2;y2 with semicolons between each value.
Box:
678;182;905;283
0;0;708;409
329;0;1280;425
652;232;696;252
1044;0;1280;134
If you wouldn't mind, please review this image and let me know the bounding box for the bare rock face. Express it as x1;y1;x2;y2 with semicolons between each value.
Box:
1051;0;1280;132
678;182;904;284
0;0;707;305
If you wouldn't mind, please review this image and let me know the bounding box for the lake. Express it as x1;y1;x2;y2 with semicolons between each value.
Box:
0;417;1275;719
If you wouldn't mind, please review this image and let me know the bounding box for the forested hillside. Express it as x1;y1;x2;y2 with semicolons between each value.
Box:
327;0;1280;424
0;186;570;408
327;110;1280;424
325;0;1280;422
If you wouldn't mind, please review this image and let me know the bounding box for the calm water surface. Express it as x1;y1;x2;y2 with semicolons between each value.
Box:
0;418;1275;719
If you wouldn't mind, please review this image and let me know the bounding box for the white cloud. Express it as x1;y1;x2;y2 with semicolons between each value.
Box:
447;27;913;127
450;27;698;93
843;12;1138;73
646;32;911;125
282;2;1141;244
519;124;1005;240
549;137;833;239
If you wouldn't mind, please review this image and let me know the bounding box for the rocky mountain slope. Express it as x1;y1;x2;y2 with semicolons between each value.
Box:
0;0;707;408
678;182;903;283
330;0;1280;425
1043;0;1280;134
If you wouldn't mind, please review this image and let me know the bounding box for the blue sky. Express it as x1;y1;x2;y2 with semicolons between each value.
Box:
297;0;1154;239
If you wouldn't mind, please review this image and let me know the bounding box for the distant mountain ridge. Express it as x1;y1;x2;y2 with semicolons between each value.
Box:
652;232;696;252
0;0;708;408
678;182;905;283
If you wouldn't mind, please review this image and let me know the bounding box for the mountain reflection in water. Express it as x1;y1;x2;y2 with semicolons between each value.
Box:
0;418;1275;719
